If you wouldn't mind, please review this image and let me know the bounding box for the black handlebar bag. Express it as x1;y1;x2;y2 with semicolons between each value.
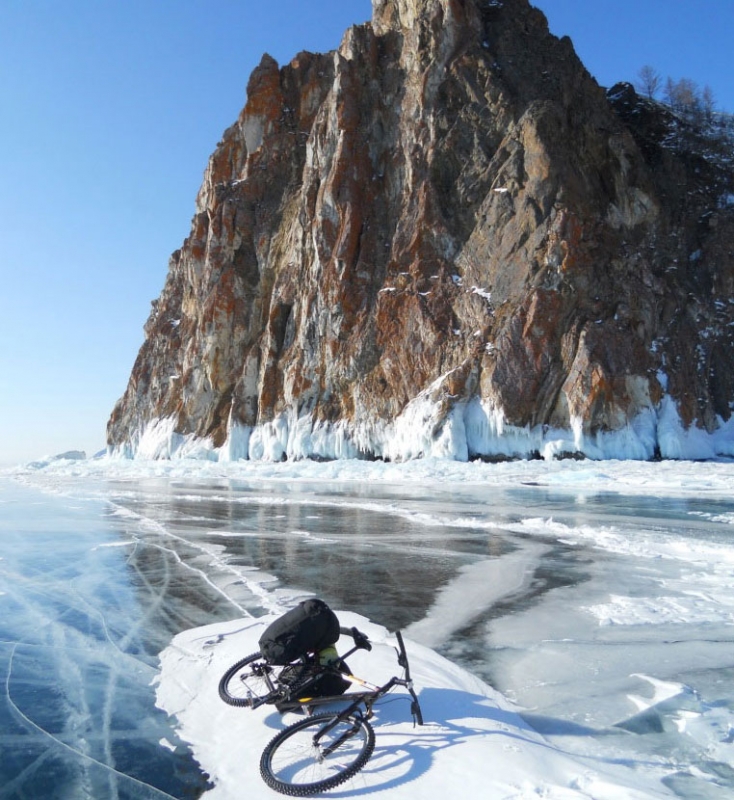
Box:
258;598;341;665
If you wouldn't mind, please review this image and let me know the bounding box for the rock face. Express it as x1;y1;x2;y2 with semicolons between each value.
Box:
108;0;734;461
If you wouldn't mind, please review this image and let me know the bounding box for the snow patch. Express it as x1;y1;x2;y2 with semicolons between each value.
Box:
155;611;674;799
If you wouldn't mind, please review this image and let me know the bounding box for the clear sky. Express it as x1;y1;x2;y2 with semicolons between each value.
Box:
1;0;732;466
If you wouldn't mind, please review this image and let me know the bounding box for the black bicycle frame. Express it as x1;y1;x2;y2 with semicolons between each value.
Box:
246;627;371;711
248;627;423;733
312;632;423;753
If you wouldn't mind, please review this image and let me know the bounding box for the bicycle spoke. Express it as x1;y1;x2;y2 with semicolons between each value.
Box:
219;654;281;706
261;713;375;795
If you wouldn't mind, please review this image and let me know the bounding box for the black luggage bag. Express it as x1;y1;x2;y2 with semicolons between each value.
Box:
258;598;341;665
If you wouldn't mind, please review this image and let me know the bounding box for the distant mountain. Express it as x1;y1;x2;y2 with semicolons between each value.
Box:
108;0;734;461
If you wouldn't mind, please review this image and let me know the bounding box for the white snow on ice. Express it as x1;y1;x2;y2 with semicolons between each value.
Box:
14;448;734;499
156;610;675;800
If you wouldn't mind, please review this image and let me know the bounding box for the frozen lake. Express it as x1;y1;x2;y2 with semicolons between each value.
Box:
2;457;734;798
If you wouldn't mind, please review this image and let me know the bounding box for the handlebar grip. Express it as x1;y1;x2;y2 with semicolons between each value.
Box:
352;626;372;651
395;630;409;672
338;626;372;650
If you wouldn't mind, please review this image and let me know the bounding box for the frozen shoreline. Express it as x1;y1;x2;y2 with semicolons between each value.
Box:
10;451;734;498
109;387;734;463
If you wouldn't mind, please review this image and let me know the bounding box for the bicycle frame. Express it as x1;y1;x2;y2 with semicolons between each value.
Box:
244;660;286;708
241;628;423;731
257;630;424;795
244;655;355;711
312;674;415;752
309;631;423;755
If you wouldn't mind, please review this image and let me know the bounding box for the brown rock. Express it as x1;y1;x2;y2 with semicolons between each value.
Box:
108;0;734;461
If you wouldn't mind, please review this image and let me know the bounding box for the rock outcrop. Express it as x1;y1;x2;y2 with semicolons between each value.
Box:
108;0;734;461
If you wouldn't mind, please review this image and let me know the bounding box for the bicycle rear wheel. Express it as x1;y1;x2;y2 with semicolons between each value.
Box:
219;652;279;706
260;712;375;796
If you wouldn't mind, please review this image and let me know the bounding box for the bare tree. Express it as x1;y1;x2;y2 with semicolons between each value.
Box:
665;77;703;119
636;65;661;99
702;85;716;121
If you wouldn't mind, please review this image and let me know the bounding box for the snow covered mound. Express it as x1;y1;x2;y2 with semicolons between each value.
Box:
155;611;673;799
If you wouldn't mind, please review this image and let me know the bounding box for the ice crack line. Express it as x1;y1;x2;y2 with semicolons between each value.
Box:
4;643;180;800
116;502;252;616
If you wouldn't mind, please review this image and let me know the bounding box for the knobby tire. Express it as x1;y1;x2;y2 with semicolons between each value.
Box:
259;712;375;796
218;652;270;706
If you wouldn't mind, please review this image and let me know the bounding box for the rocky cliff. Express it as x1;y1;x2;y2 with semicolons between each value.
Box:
108;0;734;461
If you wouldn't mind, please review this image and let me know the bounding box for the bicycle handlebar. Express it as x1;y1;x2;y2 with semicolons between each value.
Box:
395;631;409;674
351;627;372;651
339;626;372;652
281;626;424;726
394;630;423;725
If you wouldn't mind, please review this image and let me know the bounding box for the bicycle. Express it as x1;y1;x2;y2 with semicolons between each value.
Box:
218;626;424;795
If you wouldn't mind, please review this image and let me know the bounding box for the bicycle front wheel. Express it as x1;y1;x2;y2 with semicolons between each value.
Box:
260;712;375;796
219;652;278;706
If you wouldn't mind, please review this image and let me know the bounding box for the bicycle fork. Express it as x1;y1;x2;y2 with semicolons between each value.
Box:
312;714;365;759
245;663;281;710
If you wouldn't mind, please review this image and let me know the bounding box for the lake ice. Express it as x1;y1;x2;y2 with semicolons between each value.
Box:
2;456;733;798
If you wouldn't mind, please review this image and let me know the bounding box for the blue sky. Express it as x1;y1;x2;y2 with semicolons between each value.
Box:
1;0;732;465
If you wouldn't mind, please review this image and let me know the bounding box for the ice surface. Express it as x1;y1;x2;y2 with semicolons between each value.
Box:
0;480;221;798
405;542;548;647
7;455;734;798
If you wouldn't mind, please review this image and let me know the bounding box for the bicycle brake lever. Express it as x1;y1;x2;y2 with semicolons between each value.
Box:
395;631;409;671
